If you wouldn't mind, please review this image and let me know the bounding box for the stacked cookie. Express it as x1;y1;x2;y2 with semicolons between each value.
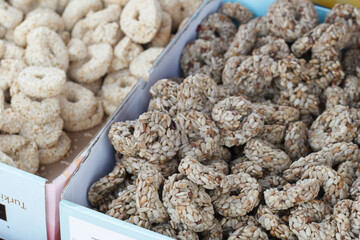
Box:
0;0;204;173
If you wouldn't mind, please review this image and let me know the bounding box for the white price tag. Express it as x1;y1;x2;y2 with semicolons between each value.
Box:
69;216;136;240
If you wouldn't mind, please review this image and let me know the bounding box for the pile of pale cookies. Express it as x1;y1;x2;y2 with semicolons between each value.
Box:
0;0;203;174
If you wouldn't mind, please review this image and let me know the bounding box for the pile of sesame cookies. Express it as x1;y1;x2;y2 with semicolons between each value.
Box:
89;1;360;239
0;0;203;173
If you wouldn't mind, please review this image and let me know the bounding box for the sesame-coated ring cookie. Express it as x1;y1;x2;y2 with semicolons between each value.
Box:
178;156;226;190
219;2;253;24
88;161;126;207
308;105;358;151
266;0;318;42
162;173;215;232
176;74;218;115
135;170;168;223
289;200;334;239
197;13;236;54
325;3;360;31
176;110;221;161
264;178;320;210
148;78;179;117
213;173;261;217
133;111;181;162
211;96;264;147
109;120;139;157
180;39;224;83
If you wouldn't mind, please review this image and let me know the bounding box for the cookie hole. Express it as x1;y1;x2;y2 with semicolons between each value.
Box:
34;73;45;79
229;189;241;197
45;41;56;57
134;10;140;21
214;31;221;38
151;134;160;143
129;126;134;134
295;12;301;21
315;187;325;200
49;46;55;57
67;94;79;103
119;81;128;88
33;97;42;102
4;89;10;104
264;93;275;101
158;185;164;201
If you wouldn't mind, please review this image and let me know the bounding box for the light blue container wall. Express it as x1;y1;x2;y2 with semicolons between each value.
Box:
60;1;330;240
60;200;174;240
60;1;221;239
0;163;47;240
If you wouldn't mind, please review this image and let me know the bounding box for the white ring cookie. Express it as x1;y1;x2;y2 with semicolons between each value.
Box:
11;92;60;124
129;47;163;80
69;43;113;83
110;36;143;72
149;11;172;48
20;117;64;149
17;66;66;98
120;0;162;44
64;100;104;132
39;131;71;164
14;8;65;47
59;81;97;122
25;27;69;71
0;151;16;168
0;135;39;174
